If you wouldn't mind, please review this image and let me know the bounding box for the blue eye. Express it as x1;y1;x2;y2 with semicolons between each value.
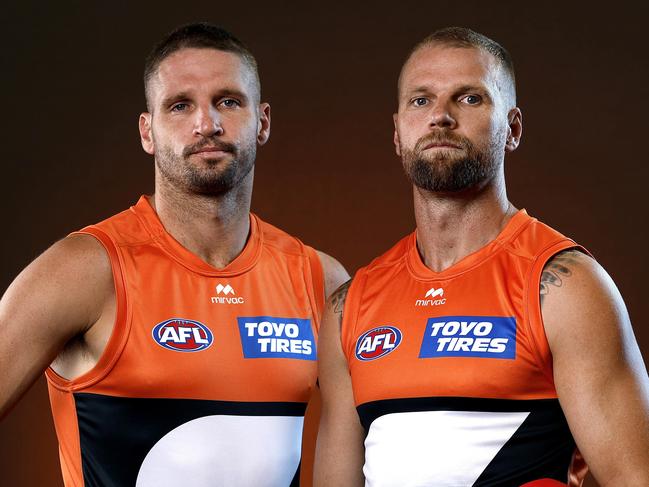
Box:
461;94;481;105
171;103;188;112
220;99;241;108
412;97;428;107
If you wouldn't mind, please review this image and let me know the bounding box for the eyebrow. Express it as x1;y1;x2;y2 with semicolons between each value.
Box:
407;86;433;96
454;85;489;96
160;92;191;109
159;88;251;109
406;84;490;96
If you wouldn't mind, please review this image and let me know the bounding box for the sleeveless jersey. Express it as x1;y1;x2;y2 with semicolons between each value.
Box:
341;210;588;487
45;196;324;487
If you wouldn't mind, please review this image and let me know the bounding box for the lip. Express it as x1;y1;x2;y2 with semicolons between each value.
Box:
423;143;461;150
193;147;231;154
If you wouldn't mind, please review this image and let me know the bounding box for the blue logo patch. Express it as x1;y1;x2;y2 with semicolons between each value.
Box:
152;318;214;352
355;326;403;361
237;316;316;360
419;316;516;359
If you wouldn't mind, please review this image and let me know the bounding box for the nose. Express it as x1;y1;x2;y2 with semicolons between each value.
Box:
428;99;457;129
193;106;223;138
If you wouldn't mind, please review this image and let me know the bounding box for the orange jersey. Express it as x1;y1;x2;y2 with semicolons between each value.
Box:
46;196;324;487
341;210;588;487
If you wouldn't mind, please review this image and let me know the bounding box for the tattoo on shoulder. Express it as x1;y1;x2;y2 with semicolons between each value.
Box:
330;279;352;325
539;249;582;305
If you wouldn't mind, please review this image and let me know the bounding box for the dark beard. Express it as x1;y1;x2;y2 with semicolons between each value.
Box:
156;137;256;196
401;130;503;193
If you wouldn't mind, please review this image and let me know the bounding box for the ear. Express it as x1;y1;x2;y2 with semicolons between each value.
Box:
393;112;401;156
139;112;155;155
505;107;522;152
257;102;271;146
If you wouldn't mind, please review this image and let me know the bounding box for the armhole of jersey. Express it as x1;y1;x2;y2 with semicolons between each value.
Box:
45;226;131;392
524;239;590;385
304;245;325;331
340;269;367;365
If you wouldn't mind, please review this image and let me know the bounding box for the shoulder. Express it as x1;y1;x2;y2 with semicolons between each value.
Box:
540;249;627;351
255;215;309;256
35;233;112;282
328;278;352;313
504;211;578;261
37;234;114;308
254;215;350;298
315;250;350;299
88;205;147;245
365;233;413;273
540;249;608;307
2;233;114;341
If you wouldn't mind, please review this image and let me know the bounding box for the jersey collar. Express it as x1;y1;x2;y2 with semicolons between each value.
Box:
406;209;533;281
130;195;262;276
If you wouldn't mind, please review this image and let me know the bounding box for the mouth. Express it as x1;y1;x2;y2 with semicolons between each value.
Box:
423;143;462;150
192;146;231;155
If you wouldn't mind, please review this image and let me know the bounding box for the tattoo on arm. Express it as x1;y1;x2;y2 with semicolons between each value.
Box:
539;249;582;305
330;279;352;326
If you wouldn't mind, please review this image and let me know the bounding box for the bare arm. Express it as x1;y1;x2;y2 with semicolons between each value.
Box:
542;250;649;486
316;250;350;299
0;234;114;418
314;280;365;487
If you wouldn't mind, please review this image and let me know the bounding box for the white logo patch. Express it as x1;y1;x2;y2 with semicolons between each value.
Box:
210;283;245;304
415;287;447;307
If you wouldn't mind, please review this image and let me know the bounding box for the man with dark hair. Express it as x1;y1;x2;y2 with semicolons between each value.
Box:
143;23;261;109
0;23;347;486
315;27;649;486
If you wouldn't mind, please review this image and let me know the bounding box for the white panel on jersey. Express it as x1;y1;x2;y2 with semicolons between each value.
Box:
136;415;304;487
363;410;529;487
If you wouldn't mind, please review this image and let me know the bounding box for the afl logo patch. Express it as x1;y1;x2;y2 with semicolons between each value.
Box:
152;319;213;352
355;326;402;361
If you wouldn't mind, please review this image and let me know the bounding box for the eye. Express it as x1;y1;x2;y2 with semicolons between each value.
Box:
411;97;428;107
460;94;482;105
170;103;189;112
220;98;241;108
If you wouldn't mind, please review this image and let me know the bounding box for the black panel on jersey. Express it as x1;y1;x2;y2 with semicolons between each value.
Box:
74;393;307;487
473;401;575;486
357;396;576;486
356;396;563;430
291;462;300;487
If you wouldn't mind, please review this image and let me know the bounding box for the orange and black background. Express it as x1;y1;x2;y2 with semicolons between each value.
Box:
1;1;647;486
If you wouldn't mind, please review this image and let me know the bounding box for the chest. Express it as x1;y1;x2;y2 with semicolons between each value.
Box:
346;263;555;406
101;250;318;402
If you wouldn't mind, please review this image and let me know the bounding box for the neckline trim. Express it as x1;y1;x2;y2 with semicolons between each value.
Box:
130;195;262;276
406;209;533;281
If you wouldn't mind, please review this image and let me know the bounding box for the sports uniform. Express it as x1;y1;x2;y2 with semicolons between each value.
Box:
341;210;588;486
46;196;324;487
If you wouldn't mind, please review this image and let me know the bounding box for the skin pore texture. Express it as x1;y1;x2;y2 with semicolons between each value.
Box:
394;45;521;273
0;46;349;421
140;48;268;269
314;43;649;487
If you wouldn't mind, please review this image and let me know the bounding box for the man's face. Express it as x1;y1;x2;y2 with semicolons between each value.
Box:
394;45;520;193
139;48;270;196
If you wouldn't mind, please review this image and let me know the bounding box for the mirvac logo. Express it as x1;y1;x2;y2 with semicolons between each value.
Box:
415;287;447;307
419;316;516;359
210;283;244;304
237;316;316;360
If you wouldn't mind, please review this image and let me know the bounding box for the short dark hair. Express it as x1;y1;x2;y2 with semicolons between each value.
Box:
400;27;516;104
143;22;260;110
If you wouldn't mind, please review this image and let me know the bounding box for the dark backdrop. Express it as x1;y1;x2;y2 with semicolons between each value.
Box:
1;1;647;486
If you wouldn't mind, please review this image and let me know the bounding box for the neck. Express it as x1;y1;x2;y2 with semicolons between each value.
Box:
413;173;517;272
151;170;254;269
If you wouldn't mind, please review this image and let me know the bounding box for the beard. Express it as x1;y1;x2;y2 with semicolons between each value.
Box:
155;135;257;196
401;129;505;193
